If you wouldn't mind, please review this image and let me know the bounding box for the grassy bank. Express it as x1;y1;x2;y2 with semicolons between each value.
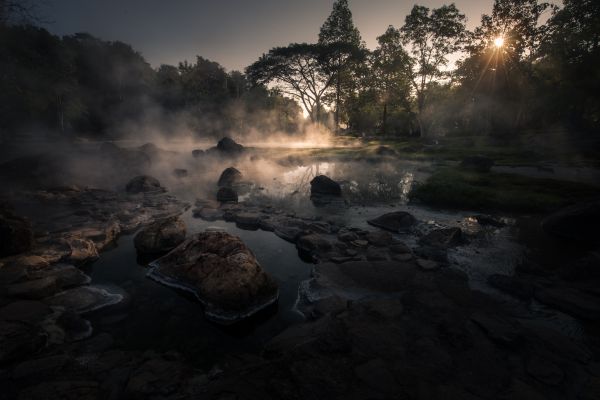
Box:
408;167;599;213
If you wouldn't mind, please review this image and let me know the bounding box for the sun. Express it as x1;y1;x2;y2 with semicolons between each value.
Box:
494;37;505;48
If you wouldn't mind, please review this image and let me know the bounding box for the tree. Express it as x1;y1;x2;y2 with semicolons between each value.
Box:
246;43;335;123
400;4;466;136
371;26;412;135
318;0;364;132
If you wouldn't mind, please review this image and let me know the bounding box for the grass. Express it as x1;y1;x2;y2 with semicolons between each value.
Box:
408;167;599;213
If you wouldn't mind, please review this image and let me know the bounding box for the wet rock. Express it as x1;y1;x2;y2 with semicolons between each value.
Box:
173;168;188;178
12;354;71;379
216;137;244;154
534;286;600;320
192;149;204;158
126;356;189;398
414;245;448;263
351;239;369;248
487;274;534;300
460;155;494;172
366;247;388;261
0;206;33;257
526;355;564;385
134;217;186;254
542;200;600;244
64;237;99;264
297;234;332;260
148;232;278;324
125;175;165;194
389;243;411;254
392;253;413;262
274;226;303;243
367;211;416;233
17;380;99;400
474;214;506;228
337;228;358;243
234;213;261;230
0;321;47;365
419;227;464;248
56;310;93;341
193;207;223;221
310;175;341;197
416;258;439;271
216;187;238;203
44;286;123;314
470;312;521;344
218;167;243;187
0;300;53;324
365;230;393;247
4;276;59;299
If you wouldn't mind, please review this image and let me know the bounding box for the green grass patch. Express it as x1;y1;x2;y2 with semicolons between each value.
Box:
409;167;599;213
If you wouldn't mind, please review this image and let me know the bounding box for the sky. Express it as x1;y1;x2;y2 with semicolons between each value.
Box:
42;0;496;71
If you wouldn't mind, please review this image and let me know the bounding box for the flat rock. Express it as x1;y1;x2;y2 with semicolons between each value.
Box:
148;232;278;324
0;300;53;324
5;276;59;299
134;217;186;254
416;258;439;271
44;286;123;314
419;227;464;248
365;230;393;247
367;211;416;232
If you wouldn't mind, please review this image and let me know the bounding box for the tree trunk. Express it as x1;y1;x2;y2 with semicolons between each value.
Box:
335;69;340;134
382;103;387;136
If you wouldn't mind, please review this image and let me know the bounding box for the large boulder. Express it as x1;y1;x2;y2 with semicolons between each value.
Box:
125;175;165;194
542;201;600;244
148;232;279;324
310;175;342;197
217;187;238;203
0;206;34;257
367;211;416;233
460;155;494;172
218;167;243;187
216;137;244;154
419;227;464;248
134;217;187;254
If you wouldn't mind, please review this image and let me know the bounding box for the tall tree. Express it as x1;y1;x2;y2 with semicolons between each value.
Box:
318;0;364;132
400;4;466;136
372;26;412;135
246;43;335;123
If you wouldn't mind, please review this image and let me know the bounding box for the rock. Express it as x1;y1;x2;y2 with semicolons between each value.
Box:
64;237;99;264
0;206;34;257
17;380;99;400
474;214;505;228
216;137;244;154
0;321;47;365
192;149;204;158
56;310;93;341
216;187;238;203
354;358;398;393
366;247;388;261
44;286;123;314
12;354;71;379
542;200;600;244
148;232;279;324
274;226;303;243
416;258;439;270
389;243;411;254
337;229;358;243
392;253;413;262
5;276;59;299
374;146;397;156
126;357;188;398
365;230;393;247
173;168;188;178
487;274;533;300
234;213;261;230
534;286;600;320
134;217;186;254
367;211;416;232
526;355;564;385
0;300;53;324
297;234;332;257
470;312;521;344
310;175;342;197
460;155;494;172
351;239;369;248
419;227;464;248
218;167;243;187
125;175;165;194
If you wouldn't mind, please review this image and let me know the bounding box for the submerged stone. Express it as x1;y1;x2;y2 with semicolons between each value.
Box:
44;286;123;314
147;232;278;324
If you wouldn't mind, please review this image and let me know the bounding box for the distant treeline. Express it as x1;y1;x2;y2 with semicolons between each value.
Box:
0;26;301;140
1;0;599;140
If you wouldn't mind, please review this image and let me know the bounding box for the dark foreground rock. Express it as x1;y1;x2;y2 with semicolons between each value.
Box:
367;211;416;232
218;167;243;187
310;175;342;197
125;175;165;194
216;187;238;203
216;137;244;154
0;205;33;257
134;217;186;254
542;200;600;244
419;227;464;248
148;232;278;324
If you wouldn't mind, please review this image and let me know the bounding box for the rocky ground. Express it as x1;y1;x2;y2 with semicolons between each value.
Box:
0;139;599;399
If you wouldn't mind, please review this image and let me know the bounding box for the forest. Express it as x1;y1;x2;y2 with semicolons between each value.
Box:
1;0;598;144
